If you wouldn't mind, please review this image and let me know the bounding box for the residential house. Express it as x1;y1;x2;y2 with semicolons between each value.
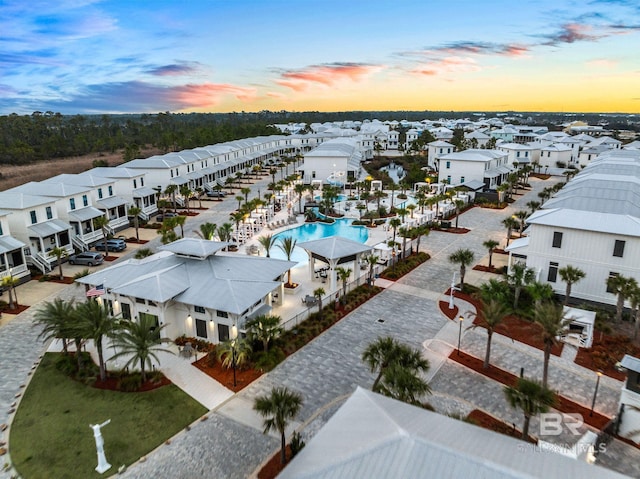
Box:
427;140;454;169
0;210;29;283
300;138;363;185
437;149;512;189
464;130;490;148
539;144;573;169
496;143;537;166
76;238;295;343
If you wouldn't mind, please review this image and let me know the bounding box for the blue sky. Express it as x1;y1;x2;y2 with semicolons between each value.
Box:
1;0;639;114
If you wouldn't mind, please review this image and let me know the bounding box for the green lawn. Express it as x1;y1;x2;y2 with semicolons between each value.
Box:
11;353;208;478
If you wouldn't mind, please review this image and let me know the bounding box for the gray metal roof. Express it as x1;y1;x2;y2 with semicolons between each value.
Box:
132;187;158;198
158;238;228;259
68;206;104;222
279;387;626;479
0;236;25;254
0;192;54;209
169;176;190;186
11;181;92;197
298;236;372;261
620;354;640;374
440;149;507;162
27;219;71;237
527;208;640;236
96;196;128;209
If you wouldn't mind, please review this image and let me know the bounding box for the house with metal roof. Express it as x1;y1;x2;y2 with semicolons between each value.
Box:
426;140;454;169
76;238;296;344
280;387;623;479
300;138;363;186
0;210;29;283
507;149;640;307
496;142;538;166
437;149;512;190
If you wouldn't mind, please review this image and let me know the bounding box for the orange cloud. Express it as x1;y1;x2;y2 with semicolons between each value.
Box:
275;63;382;91
411;56;481;76
172;83;257;108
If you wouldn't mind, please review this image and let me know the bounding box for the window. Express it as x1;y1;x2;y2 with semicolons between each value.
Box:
82;195;88;207
105;299;114;316
312;171;316;179
446;161;451;169
194;305;206;314
69;198;76;210
607;272;620;293
548;262;558;282
552;231;563;248
196;319;207;338
46;206;53;219
447;175;451;184
133;179;137;189
108;186;113;196
613;240;625;258
216;310;228;318
140;177;144;186
136;297;146;304
98;188;103;199
460;176;465;184
30;210;37;224
121;303;131;320
218;324;229;342
0;223;2;236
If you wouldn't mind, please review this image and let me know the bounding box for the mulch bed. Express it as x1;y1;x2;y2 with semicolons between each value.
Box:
92;374;172;392
467;409;530;441
104;255;119;261
439;301;459;320
432;227;471;234
450;350;611;430
258;446;292;479
32;275;74;284
472;264;503;274
1;304;30;314
193;355;262;393
574;333;640;381
124;238;149;244
531;173;551;180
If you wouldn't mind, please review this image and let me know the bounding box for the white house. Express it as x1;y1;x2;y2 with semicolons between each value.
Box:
0;192;73;274
77;238;295;344
386;130;399;150
508;150;640;307
300;138;363;186
0;210;29;283
438;149;512;189
427;140;454;169
464;130;490;148
618;355;640;444
539;144;573;168
496;143;537;166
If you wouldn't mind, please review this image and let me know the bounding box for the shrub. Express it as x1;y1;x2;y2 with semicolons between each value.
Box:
55;353;79;376
556;161;566;168
253;348;286;372
290;431;306;457
118;373;143;392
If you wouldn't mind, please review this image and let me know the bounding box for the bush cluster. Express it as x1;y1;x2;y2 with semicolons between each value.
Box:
380;252;430;280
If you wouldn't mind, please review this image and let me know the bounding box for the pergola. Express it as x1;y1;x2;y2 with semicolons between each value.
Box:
298;236;373;291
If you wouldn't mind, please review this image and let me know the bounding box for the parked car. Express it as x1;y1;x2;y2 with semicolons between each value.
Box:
206;190;226;198
68;252;104;266
95;238;127;252
156;212;179;222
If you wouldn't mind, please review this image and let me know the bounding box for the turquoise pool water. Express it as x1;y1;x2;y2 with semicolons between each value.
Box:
314;194;349;203
271;218;368;264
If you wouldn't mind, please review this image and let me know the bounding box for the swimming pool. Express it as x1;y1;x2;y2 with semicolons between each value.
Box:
314;194;349;203
271;218;368;264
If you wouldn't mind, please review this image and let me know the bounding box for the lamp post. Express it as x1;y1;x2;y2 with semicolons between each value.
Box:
457;315;464;356
231;325;238;388
590;371;602;416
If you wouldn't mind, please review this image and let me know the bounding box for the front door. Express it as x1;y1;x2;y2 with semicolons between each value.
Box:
140;312;160;340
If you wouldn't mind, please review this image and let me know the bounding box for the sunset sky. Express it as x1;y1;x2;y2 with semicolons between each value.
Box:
1;0;639;115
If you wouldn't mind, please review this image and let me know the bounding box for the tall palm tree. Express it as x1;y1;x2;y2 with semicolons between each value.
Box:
483;239;499;269
389;217;401;246
164;184;178;213
406;203;417;219
93;215;110;254
1;276;19;309
526;281;555;307
196;222;217;241
278;236;297;286
217;222;234;248
127;206;142;241
453;199;465;229
365;254;379;286
335;267;351;303
414;224;429;253
514;210;528;235
50;246;68;280
294;183;309;214
526;200;541;214
241;187;251;204
258;234;277;258
246;314;283;352
111;315;172;382
628;284;640;339
313;287;325;315
73;300;118;381
504;377;556;440
230;210;247;240
508;262;536;310
534;301;571;388
361;336;401;391
558;265;586;306
607;274;637;322
34;298;76;354
472;299;510;369
253;386;303;465
448;248;475;288
179;185;192;213
502;216;519;246
377;362;430;406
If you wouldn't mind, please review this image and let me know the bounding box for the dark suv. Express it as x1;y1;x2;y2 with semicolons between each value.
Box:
95;238;127;252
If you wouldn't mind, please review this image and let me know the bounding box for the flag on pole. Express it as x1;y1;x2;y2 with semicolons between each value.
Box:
86;284;105;298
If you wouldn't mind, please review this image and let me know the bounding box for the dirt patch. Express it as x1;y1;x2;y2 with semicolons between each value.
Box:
1;304;30;315
104;255;119;262
467;409;530;441
193;355;262;393
32;275;74;284
472;264;505;274
432;227;471;234
257;446;292;479
124;238;149;244
575;333;640;381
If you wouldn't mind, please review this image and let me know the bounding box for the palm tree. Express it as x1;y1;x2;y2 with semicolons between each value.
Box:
398;227;410;259
73;300;118;381
534;301;571;388
526;200;541;214
472;299;510;369
196;222;217;241
502;216;519;246
377;362;430;406
278;236;297;286
135;248;153;259
413;224;429;253
514;210;528;235
93;215;110;254
406;203;417;219
111;315;172;382
508;262;535;310
294;183;308;214
246;314;283;352
335;267;351;303
628;284;640;339
558;265;586;306
361;336;401;391
453;199;465;228
313;287;325;315
158;216;178;244
179;185;192;213
257;234;277;258
365;254;379;286
127;206;142;241
448;248;475;288
504;377;556;440
483;239;499;269
389;217;401;246
217;222;234;248
50;246;68;280
526;281;555;307
607;274;637;322
2;275;19;309
241;187;251;204
235;195;244;210
34;298;76;353
216;337;252;369
254;386;303;465
164;184;178;213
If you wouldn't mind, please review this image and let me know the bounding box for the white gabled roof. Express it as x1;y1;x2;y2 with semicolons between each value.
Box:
527;208;640;236
298;236;372;261
439;149;507;163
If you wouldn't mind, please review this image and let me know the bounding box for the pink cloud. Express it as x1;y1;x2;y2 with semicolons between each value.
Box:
411;56;481;76
275;63;381;91
172;83;256;107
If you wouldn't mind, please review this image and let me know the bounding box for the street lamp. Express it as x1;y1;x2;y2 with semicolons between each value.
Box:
231;325;238;388
457;315;464;356
590;371;602;416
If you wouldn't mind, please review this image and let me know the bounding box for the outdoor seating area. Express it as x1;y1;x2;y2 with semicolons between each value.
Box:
180;342;194;359
302;295;318;306
314;266;329;279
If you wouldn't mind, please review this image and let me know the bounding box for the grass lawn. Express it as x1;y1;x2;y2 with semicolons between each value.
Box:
10;353;208;478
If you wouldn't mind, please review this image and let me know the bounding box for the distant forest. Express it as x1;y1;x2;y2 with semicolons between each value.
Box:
1;110;637;166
